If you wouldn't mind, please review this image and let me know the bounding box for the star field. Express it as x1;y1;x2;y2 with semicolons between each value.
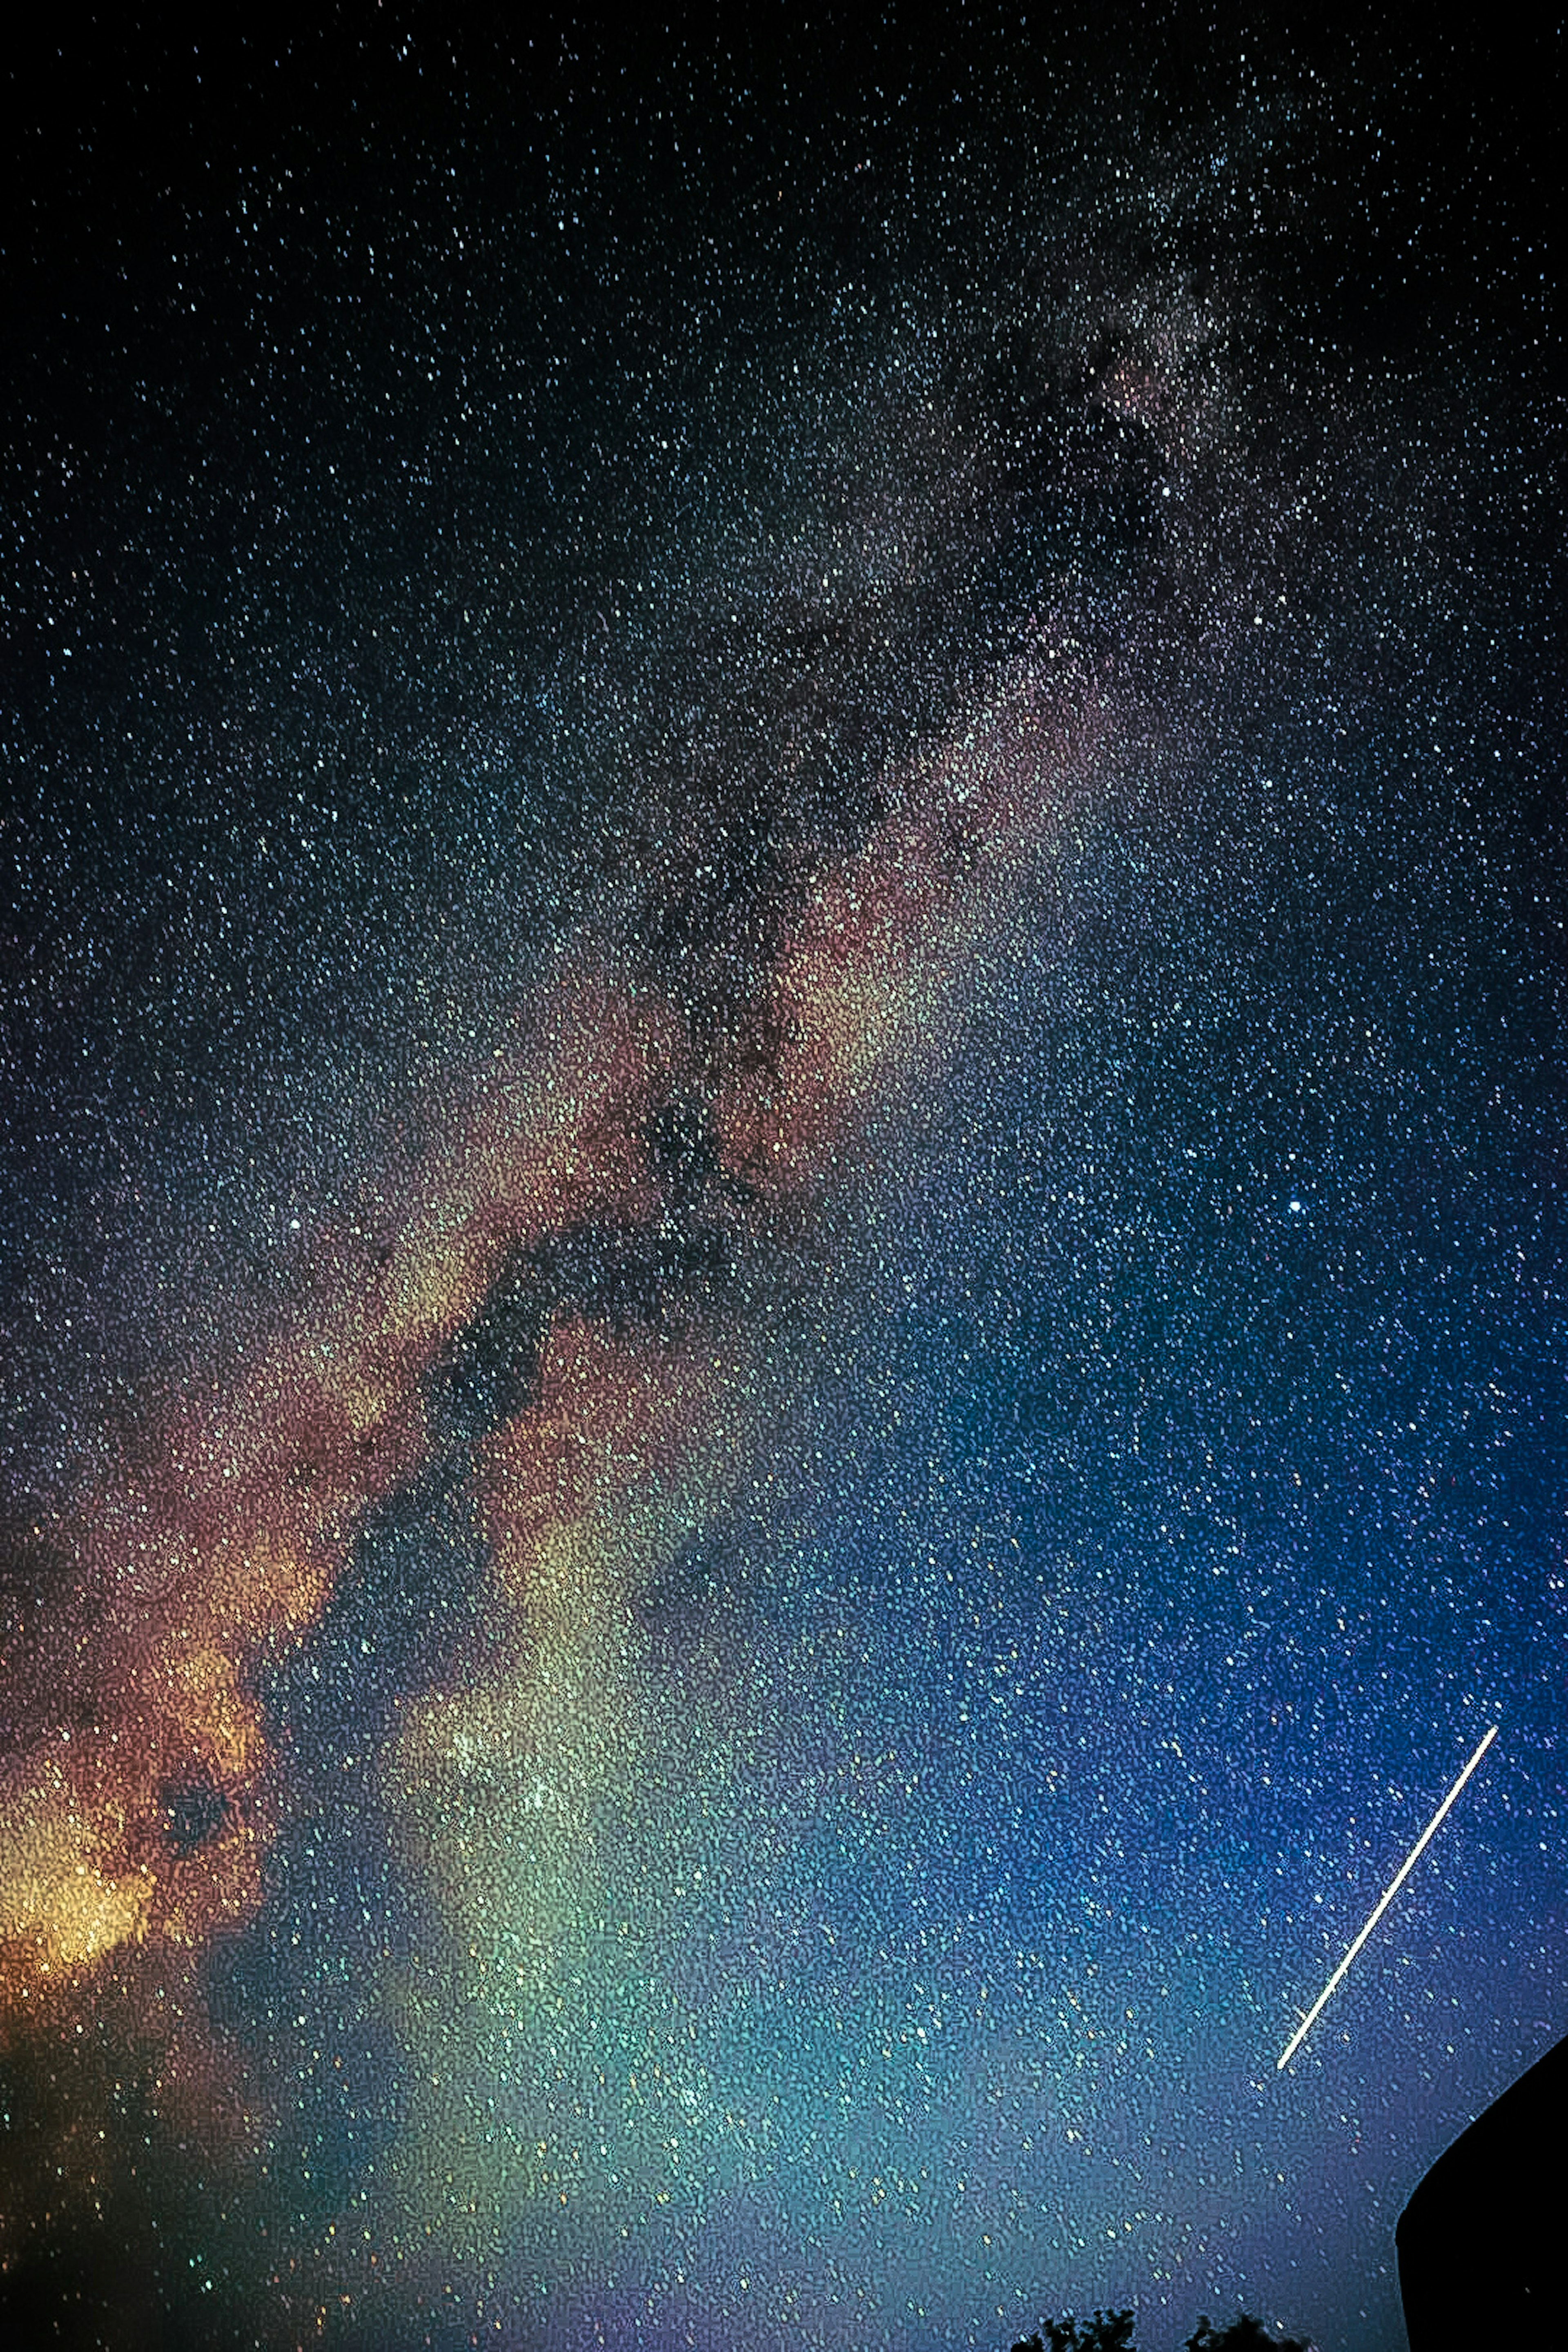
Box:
1;15;1561;2352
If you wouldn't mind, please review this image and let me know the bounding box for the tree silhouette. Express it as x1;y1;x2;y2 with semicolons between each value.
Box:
1185;2318;1311;2352
1013;2314;1136;2352
1011;2313;1310;2352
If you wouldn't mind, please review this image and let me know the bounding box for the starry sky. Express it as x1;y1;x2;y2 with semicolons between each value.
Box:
0;12;1561;2351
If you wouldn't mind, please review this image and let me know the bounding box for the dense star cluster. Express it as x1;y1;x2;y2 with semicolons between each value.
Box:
1;16;1560;2352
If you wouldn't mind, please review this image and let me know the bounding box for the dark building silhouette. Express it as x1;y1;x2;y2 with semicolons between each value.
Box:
1397;2031;1568;2346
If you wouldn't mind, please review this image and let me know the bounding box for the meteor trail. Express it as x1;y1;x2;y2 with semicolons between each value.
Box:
1278;1723;1499;2071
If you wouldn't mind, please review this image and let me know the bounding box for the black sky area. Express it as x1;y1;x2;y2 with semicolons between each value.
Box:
4;5;1559;958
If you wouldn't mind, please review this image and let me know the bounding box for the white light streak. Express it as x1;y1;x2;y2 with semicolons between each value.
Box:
1278;1723;1499;2071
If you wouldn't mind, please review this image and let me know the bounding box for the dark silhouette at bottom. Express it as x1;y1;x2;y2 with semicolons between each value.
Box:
1011;2314;1309;2352
1398;2031;1568;2348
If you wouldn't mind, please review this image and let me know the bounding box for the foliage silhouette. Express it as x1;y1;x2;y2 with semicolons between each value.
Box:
1012;2314;1136;2352
1186;2320;1311;2352
1011;2313;1310;2352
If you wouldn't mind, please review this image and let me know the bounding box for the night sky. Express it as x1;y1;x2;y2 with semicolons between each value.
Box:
1;13;1562;2351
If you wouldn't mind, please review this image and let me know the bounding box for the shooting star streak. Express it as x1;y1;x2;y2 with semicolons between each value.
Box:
1278;1723;1499;2071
